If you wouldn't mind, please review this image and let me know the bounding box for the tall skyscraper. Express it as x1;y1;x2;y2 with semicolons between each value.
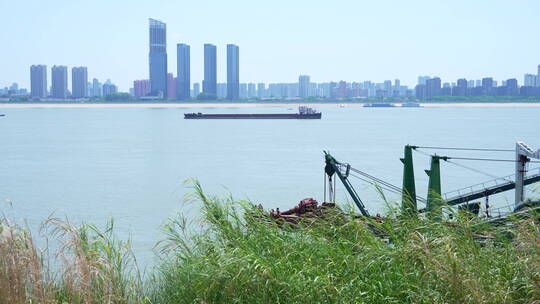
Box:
71;67;88;98
51;65;68;99
176;43;190;100
298;75;310;98
149;18;167;97
30;65;47;98
226;44;239;100
203;44;217;96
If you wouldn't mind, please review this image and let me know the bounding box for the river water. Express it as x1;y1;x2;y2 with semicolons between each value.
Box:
1;104;539;264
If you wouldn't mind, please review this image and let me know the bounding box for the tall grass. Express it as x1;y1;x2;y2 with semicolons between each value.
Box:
0;216;146;304
1;181;540;303
150;181;540;303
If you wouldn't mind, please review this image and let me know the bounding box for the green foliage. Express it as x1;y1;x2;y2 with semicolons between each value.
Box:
104;93;132;101
2;182;540;303
149;181;540;304
196;93;218;100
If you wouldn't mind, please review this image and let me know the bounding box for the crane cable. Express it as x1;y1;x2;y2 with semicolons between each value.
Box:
414;146;514;152
345;165;428;203
444;159;513;183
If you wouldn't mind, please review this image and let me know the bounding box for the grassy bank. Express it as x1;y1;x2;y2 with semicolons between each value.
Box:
1;182;540;303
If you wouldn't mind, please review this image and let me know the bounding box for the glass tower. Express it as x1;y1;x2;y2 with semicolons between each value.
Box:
176;44;191;100
203;44;217;96
149;18;167;98
30;65;47;98
226;44;239;100
51;65;68;99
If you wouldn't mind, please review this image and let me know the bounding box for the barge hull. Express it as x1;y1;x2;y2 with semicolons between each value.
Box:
184;113;321;119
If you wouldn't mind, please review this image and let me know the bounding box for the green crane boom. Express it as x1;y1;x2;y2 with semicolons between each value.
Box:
324;152;370;217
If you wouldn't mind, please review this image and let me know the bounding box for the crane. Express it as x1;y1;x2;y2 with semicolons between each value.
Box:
324;151;370;217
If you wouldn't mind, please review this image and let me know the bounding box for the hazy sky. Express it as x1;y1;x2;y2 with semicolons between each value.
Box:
1;0;539;91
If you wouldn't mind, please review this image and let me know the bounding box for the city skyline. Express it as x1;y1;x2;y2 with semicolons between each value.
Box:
1;0;540;91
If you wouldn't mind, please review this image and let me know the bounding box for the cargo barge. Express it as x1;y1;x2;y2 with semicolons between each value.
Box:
184;106;321;119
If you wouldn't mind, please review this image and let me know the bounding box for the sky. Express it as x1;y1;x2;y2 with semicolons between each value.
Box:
1;0;539;91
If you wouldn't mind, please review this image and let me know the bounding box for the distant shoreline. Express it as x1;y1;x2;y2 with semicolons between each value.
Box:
2;102;540;108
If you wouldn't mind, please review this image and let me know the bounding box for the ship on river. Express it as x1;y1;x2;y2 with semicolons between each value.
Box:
184;106;322;119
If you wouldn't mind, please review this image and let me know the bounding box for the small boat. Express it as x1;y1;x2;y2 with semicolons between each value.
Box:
0;114;5;117
339;104;346;108
363;103;396;108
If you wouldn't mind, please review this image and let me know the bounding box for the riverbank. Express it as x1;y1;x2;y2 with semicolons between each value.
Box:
2;102;540;108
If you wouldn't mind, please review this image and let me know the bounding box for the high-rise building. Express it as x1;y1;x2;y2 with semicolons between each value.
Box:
133;79;151;98
482;77;494;95
524;74;537;87
102;80;118;96
248;83;256;98
30;65;47;98
239;83;247;99
87;82;93;97
454;78;468;96
203;44;217;96
383;80;392;97
176;43;190;100
418;76;431;85
257;83;265;98
537;65;540;87
415;84;426;99
167;73;176;99
506;78;519;96
71;67;88;98
192;82;200;98
298;75;310;98
92;78;102;97
217;83;227;99
394;79;400;89
425;77;441;98
226;44;239;100
149;18;167;97
51;65;68;99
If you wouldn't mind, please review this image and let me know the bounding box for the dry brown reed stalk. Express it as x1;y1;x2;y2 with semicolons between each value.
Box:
0;218;55;304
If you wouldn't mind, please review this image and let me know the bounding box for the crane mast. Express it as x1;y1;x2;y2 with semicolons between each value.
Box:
515;142;540;205
324;152;370;217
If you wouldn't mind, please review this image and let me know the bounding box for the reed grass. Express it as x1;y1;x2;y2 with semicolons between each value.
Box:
0;216;146;304
150;181;540;304
1;181;540;303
